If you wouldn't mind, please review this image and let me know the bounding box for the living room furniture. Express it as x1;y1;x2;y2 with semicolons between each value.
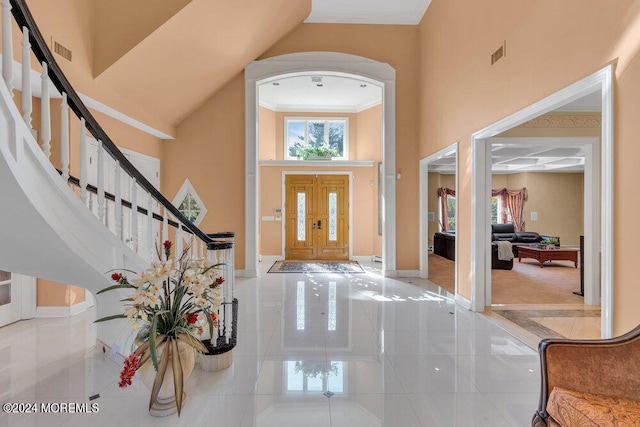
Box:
433;231;455;261
517;246;579;268
532;324;640;426
491;223;558;257
491;242;513;270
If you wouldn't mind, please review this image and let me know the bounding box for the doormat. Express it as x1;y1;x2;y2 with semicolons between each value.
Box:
268;260;365;274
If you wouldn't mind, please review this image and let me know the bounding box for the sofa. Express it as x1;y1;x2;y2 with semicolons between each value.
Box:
491;223;557;257
434;230;513;269
532;324;640;426
433;231;455;261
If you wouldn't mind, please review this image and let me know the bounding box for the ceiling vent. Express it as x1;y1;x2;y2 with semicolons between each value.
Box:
491;41;506;65
52;39;72;62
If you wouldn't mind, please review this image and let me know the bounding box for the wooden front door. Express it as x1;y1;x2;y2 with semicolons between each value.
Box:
285;175;349;260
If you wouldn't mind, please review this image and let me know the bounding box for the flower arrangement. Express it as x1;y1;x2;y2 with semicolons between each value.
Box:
296;141;339;160
96;240;224;415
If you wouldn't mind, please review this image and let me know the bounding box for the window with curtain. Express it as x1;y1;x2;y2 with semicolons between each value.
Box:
437;187;456;231
491;187;527;231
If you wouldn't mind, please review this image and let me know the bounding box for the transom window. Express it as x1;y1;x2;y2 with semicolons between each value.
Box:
285;118;348;160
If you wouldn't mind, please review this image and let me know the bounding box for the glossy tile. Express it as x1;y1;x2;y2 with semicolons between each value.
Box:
0;261;542;426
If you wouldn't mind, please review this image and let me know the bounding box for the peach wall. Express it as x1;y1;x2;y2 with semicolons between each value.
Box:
37;280;85;307
357;105;383;255
259;107;277;160
173;24;418;269
163;74;246;268
418;0;640;333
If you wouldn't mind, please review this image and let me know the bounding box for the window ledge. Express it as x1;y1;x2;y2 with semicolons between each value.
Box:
260;160;375;167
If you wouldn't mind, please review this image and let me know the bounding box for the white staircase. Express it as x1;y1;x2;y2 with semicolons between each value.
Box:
0;0;221;355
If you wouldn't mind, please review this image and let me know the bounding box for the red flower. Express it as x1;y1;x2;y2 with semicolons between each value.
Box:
111;273;122;281
186;313;198;324
163;240;172;259
118;353;140;389
215;277;225;285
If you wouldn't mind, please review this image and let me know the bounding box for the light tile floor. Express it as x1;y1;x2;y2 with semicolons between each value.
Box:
0;262;540;426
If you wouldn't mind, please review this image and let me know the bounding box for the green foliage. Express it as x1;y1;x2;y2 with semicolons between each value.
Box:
296;141;339;159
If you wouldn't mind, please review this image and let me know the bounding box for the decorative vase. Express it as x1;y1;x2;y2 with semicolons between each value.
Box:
138;339;196;417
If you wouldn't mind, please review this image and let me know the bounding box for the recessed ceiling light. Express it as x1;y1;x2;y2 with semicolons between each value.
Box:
272;82;280;86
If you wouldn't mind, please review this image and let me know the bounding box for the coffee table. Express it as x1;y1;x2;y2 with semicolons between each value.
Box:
517;246;579;268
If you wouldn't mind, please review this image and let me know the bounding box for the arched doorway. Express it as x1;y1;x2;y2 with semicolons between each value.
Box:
244;52;397;277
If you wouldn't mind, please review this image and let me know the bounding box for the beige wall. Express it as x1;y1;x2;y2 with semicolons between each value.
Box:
418;0;640;334
258;105;382;256
491;173;584;246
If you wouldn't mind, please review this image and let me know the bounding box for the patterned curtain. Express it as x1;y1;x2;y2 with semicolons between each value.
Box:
492;187;528;231
437;187;456;231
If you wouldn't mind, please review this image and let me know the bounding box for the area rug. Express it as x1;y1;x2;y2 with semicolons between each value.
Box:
492;309;601;340
268;260;365;274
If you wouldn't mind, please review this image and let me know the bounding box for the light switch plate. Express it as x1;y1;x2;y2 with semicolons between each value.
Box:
531;212;538;221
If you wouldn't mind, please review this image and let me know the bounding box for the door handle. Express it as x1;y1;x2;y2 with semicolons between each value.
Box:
317;220;322;230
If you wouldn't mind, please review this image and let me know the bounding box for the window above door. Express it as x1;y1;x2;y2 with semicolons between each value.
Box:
285;117;348;160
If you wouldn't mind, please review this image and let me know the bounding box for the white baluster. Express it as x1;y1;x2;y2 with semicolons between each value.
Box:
131;178;138;253
114;161;122;240
147;195;153;262
97;140;105;222
190;234;196;259
21;27;32;129
2;0;13;95
175;224;182;264
60;93;69;181
162;211;168;244
79;118;87;203
40;62;51;158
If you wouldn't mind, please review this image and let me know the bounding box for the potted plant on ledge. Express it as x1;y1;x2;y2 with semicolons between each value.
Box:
296;141;339;160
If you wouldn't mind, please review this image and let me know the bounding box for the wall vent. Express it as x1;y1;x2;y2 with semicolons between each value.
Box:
52;39;72;62
491;41;506;65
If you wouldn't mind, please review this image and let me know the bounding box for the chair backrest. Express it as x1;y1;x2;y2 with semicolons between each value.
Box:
491;223;516;234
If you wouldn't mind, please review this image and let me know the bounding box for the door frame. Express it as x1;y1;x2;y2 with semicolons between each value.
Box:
282;171;354;260
245;52;396;277
470;65;614;338
0;272;36;327
419;143;458;294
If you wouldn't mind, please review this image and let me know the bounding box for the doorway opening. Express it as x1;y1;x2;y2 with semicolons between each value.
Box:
244;52;396;277
471;65;614;339
419;143;458;298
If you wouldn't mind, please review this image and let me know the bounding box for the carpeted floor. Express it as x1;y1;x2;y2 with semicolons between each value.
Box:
268;260;365;274
428;252;583;304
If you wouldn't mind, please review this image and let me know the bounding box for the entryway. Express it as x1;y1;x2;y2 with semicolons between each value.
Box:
285;175;349;260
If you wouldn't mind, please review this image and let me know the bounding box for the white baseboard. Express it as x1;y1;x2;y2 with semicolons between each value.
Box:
37;297;94;318
396;270;419;278
373;255;383;263
260;256;284;264
351;256;373;263
455;294;472;310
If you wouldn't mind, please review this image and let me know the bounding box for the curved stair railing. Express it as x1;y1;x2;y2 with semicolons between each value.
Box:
0;0;236;356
